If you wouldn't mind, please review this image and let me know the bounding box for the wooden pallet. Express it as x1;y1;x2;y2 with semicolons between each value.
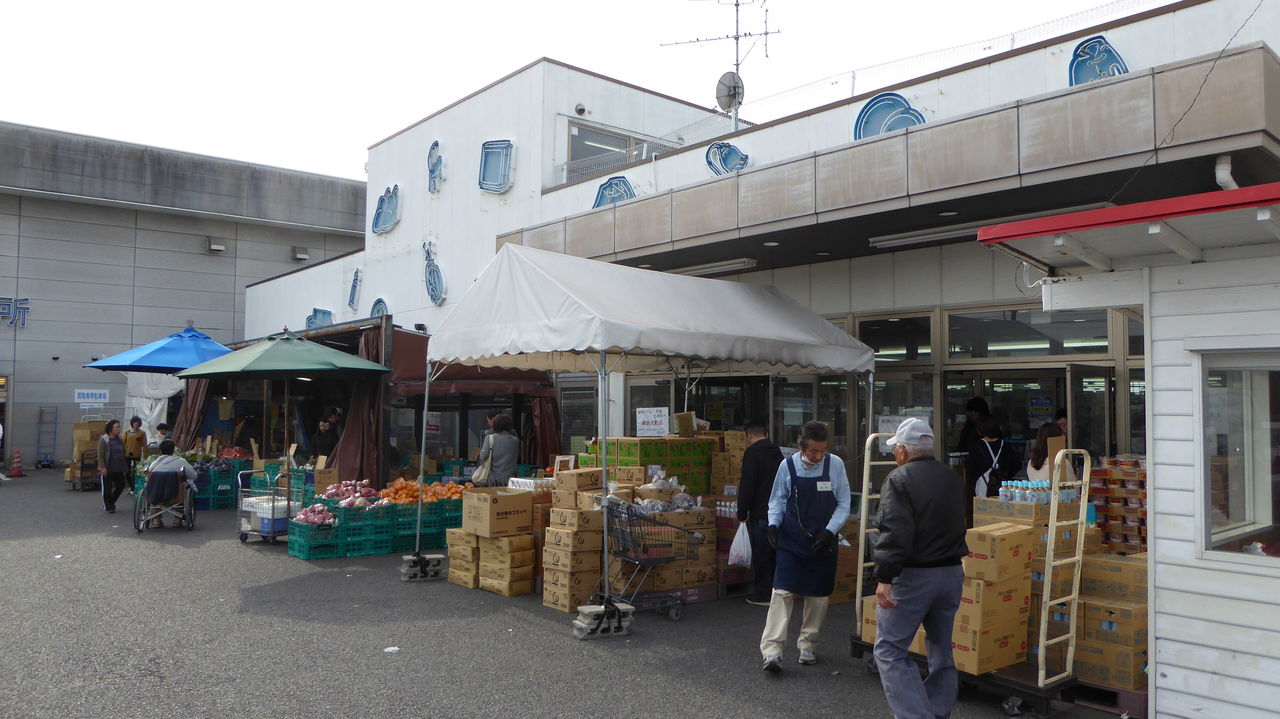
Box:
1068;679;1148;718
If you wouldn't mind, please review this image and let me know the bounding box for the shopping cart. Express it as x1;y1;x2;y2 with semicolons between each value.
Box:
576;496;706;634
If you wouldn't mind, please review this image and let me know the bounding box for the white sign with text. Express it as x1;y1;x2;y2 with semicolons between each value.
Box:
635;407;669;437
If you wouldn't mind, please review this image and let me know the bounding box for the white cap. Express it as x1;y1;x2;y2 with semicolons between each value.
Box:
886;417;934;447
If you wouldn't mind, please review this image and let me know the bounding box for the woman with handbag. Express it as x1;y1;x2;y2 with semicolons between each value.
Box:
473;413;519;487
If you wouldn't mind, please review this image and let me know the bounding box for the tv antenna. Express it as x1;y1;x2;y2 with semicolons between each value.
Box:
662;0;779;131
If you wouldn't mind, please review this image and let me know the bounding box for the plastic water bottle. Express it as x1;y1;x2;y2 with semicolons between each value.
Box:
998;483;1010;502
1016;481;1030;503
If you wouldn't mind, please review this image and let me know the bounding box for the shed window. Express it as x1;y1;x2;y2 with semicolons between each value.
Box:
1204;357;1280;558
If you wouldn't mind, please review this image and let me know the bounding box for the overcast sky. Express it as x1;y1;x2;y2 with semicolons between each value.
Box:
2;0;1169;179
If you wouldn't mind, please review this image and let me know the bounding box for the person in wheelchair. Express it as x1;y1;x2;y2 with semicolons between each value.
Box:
144;440;198;528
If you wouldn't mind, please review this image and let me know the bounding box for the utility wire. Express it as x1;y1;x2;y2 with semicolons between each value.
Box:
1106;0;1264;204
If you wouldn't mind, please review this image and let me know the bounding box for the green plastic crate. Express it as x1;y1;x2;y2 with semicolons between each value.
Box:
344;536;393;557
367;518;395;539
209;495;236;510
288;536;342;560
339;522;370;542
395;517;442;536
288;520;338;543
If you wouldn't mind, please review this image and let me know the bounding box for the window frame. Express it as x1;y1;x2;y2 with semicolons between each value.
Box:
1197;351;1280;567
942;303;1114;364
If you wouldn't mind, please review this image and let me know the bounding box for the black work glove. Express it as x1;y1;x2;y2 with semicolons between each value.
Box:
810;529;836;556
766;525;779;549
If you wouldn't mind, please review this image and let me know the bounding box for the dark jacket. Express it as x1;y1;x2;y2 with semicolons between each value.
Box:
736;438;784;522
874;456;968;583
311;428;339;459
964;438;1020;498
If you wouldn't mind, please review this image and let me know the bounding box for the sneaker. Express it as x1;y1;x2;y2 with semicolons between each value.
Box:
745;597;771;607
762;654;782;673
798;649;816;665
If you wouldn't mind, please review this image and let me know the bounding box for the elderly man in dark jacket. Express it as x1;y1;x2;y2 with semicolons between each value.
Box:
736;423;783;606
873;418;969;719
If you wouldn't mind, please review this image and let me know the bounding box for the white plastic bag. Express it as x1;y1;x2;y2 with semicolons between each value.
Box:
728;522;753;567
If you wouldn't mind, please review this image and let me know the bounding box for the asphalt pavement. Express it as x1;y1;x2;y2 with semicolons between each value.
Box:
0;470;1112;719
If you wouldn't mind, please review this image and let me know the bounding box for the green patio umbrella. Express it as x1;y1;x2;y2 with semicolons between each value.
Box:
177;330;389;466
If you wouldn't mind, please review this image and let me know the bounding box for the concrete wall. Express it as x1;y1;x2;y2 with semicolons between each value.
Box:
0;120;365;464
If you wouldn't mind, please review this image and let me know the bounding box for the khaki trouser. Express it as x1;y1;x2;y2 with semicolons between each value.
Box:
759;588;829;658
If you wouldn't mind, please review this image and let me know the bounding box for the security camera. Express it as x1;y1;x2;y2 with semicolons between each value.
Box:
51;355;59;361
574;103;586;116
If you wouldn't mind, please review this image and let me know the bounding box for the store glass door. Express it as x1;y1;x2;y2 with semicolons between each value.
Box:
857;372;934;483
1067;364;1115;459
944;369;1067;476
680;377;767;431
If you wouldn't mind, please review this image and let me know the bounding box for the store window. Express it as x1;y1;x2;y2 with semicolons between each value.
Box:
560;387;597;454
627;383;671;435
859;316;932;362
1129;369;1146;455
816;376;848;458
1203;358;1280;558
1127;314;1145;357
773;382;814;450
948;308;1108;359
570;125;629;163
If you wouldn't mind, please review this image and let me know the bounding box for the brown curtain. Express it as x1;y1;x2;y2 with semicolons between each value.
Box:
331;329;384;486
528;396;561;469
171;378;209;451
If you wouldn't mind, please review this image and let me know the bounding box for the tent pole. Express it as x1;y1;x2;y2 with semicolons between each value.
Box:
598;349;610;601
416;359;433;556
284;379;291;470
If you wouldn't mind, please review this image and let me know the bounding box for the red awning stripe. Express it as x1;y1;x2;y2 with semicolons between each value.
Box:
978;181;1280;245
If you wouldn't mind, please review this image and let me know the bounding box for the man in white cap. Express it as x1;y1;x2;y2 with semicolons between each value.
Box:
873;418;968;719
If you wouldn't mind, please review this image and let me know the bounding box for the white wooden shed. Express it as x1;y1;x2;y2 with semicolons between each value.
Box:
981;181;1280;718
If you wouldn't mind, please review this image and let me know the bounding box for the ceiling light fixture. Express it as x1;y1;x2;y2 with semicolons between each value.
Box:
937;210;960;217
638;263;652;269
815;251;831;257
868;203;1112;250
668;257;758;277
762;241;780;247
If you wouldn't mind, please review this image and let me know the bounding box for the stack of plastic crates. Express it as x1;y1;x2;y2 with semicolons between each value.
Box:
287;519;341;560
335;503;393;556
288;469;314;507
207;468;236;509
442;459;469;479
192;468;214;511
439;497;463;530
391;501;445;553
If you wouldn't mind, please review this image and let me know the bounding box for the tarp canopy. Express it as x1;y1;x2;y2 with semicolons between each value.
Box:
177;330;389;380
427;245;875;375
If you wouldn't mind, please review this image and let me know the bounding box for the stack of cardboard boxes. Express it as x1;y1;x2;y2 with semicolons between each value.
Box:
589;436;718;496
543;468;605;613
1089;457;1148;555
1074;553;1149;691
447;487;535;595
861;522;1034;674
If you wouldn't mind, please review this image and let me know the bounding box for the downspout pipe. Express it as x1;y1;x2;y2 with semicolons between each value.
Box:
1215;154;1239;190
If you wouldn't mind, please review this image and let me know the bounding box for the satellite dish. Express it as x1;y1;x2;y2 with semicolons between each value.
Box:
716;71;745;111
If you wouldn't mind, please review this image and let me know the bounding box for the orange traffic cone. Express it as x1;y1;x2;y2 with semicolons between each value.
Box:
8;450;26;477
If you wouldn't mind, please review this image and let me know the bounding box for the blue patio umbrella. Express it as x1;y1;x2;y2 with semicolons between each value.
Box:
85;327;233;374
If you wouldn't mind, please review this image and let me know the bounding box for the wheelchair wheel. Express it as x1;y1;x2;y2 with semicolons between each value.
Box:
133;491;148;534
183;490;196;531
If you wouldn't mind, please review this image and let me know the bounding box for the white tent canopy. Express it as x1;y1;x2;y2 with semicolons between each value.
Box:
427;244;875;375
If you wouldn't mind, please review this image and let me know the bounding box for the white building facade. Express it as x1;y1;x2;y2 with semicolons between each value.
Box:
245;0;1280;714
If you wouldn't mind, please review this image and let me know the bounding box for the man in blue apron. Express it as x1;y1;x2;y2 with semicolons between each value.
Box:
759;421;851;672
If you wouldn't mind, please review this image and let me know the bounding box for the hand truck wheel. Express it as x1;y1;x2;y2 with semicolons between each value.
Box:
239;533;248;543
666;605;683;621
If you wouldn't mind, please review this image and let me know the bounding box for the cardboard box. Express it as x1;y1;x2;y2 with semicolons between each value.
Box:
479;576;533;597
543;546;602;572
1080;597;1147;647
673;411;696;437
553;468;603;492
448;567;479;589
634;486;678;502
1030;555;1078;598
1028;525;1103;557
683;562;716;587
479;548;535;568
446;527;478;548
544;528;603;552
314;468;340;493
608;466;646;485
479;562;535;583
480;535;534;553
449;555;477;574
551;490;580;509
545;568;598;594
972;497;1081;527
448;545;479;563
1081;553;1148;602
964;523;1035;581
543;585;593;613
549;508;603;531
575;491;602;511
829;578;857;605
462;487;533;538
952;620;1027;675
1073;640;1148;690
860;596;879;643
652;563;686;590
955;574;1032;629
